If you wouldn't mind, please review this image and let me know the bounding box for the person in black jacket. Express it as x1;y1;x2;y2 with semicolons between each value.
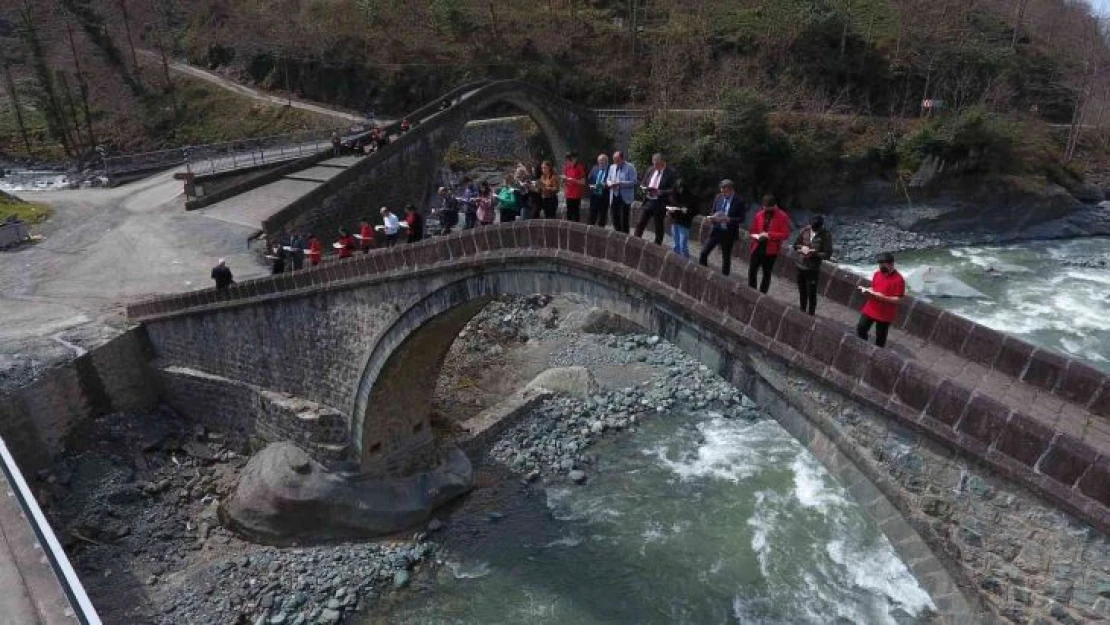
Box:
699;179;746;276
635;153;678;245
792;215;834;315
211;259;233;289
667;179;698;258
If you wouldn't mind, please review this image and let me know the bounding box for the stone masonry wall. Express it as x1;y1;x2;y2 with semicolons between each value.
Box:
0;328;159;472
158;366;352;466
451;116;535;163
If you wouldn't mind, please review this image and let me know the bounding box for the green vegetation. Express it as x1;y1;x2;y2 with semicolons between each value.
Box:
0;193;53;225
629;89;1074;209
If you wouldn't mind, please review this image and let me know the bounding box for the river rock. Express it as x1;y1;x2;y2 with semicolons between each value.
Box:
568;470;587;484
524;367;599;398
222;443;474;540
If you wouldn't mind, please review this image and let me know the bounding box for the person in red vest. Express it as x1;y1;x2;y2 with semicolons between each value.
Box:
337;228;355;259
747;195;792;293
404;204;425;243
359;219;375;253
857;252;906;348
307;234;323;266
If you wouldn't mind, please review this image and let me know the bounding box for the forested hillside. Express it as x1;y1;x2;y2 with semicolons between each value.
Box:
1;0;1107;170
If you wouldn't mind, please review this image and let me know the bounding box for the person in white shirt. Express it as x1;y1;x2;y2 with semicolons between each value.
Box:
380;206;401;247
606;151;638;233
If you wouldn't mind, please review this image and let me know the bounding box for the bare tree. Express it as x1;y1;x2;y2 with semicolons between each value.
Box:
2;59;33;154
117;0;142;83
61;4;96;149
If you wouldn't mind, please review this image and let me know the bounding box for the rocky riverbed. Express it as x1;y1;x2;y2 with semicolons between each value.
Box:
40;408;436;625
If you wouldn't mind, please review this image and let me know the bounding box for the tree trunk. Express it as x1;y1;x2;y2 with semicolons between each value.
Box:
56;70;85;151
839;0;853;61
63;12;96;149
1011;0;1028;50
118;0;141;82
18;0;74;156
2;61;33;154
487;2;498;38
154;2;178;119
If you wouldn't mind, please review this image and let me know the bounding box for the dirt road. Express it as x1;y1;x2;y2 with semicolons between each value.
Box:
0;172;266;390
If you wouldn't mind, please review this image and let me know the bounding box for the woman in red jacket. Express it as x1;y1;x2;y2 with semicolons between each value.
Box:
748;195;792;294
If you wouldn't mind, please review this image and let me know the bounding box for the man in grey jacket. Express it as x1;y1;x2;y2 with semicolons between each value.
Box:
606;151;637;233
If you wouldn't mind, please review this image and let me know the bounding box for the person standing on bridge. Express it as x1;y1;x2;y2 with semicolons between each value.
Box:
635;153;677;246
380;207;401;246
496;175;520;223
211;259;233;289
539;161;560;219
405;204;425;243
587;154;610;227
747;195;792;294
792;215;833;315
699;180;744;276
359;219;375;253
307;234;323;266
331;132;342;157
607;151;637;233
436;187;460;235
668;179;698;259
336;228;355;259
562;151;586;223
857;252;906;348
290;232;306;271
477;181;496;226
460;176;479;229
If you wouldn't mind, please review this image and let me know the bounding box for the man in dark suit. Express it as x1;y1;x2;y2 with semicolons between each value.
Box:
634;153;678;245
699;179;746;276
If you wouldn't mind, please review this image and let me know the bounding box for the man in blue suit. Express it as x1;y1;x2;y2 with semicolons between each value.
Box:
698;179;745;276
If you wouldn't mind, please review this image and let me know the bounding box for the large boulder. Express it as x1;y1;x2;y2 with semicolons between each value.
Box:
524;366;599;398
1069;181;1105;203
222;442;473;541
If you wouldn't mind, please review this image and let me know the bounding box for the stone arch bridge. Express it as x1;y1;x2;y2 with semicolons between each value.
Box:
128;219;1110;623
259;80;605;241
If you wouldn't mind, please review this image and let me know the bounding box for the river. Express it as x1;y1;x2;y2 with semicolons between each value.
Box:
367;410;934;625
865;237;1110;372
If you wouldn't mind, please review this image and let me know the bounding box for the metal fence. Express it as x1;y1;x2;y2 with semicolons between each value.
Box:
102;128;352;179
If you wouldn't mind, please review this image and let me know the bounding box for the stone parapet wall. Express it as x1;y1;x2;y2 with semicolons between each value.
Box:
0;329;159;472
126;220;1110;539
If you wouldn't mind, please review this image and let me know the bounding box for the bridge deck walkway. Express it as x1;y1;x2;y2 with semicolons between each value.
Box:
657;228;1106;457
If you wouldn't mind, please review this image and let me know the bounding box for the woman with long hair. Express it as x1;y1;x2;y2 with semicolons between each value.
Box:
539;160;560;219
477;181;496;226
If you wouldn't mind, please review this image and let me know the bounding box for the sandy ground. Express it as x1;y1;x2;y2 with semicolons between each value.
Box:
0;171;267;391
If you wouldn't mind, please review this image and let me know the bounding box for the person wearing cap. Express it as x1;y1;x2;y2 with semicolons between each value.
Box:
606;150;638;233
562;151;587;222
792;215;833;315
635;153;677;246
460;176;479;229
404;204;425;243
699;179;745;276
857;252;906;348
668;178;698;258
211;258;233;289
289;231;306;270
747;194;792;294
587;153;611;227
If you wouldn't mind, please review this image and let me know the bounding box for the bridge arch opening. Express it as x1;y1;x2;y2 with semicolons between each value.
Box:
348;264;981;620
